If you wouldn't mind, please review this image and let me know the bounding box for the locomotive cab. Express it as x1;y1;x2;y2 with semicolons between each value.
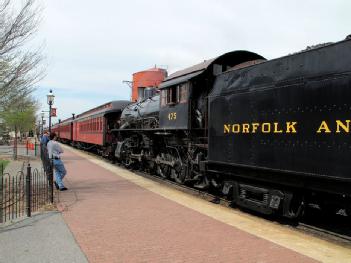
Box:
159;82;190;129
158;51;265;131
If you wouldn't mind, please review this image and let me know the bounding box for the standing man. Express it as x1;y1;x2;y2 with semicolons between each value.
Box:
40;131;49;160
47;132;68;191
40;131;50;146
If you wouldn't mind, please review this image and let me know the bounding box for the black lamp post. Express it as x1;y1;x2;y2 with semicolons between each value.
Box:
41;111;45;134
47;89;55;133
72;113;75;120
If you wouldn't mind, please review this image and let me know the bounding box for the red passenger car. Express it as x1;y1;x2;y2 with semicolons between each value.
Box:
50;123;59;136
58;118;73;143
72;100;130;156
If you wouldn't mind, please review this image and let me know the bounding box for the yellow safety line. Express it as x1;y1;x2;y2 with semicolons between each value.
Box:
63;145;351;263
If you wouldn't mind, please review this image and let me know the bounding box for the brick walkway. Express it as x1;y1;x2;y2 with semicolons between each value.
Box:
57;148;320;263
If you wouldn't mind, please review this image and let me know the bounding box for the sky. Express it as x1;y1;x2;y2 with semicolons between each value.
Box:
32;0;351;123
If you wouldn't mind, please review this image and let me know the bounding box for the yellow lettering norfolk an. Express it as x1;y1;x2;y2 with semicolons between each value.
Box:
317;121;331;133
336;120;350;133
273;122;283;133
242;123;250;133
286;122;297;133
262;123;271;133
232;124;241;133
252;123;260;133
224;124;231;133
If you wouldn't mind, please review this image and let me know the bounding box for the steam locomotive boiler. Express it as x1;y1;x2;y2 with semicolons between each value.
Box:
114;51;265;187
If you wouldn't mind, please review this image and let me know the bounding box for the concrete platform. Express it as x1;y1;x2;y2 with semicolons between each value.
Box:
0;211;88;263
57;146;351;263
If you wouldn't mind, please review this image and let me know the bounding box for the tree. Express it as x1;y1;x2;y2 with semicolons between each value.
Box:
0;0;44;159
1;96;37;159
0;0;45;109
2;97;37;132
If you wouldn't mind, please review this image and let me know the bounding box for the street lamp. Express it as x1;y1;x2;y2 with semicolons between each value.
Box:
47;89;55;133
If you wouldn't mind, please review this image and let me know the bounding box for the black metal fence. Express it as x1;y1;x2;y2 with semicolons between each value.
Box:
40;144;54;204
0;157;54;224
40;143;51;174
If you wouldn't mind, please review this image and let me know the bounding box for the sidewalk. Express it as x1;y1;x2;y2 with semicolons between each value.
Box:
0;154;87;263
0;212;88;263
2;159;42;175
1;146;350;263
56;146;348;263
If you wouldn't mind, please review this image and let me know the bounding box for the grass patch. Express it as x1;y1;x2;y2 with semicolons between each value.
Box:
0;159;10;172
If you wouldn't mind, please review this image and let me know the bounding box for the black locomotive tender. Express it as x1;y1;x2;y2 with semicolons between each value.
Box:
63;37;351;218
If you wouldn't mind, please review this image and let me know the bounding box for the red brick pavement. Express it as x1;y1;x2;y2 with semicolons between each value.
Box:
58;148;317;263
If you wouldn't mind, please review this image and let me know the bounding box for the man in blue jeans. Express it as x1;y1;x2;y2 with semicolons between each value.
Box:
47;132;68;191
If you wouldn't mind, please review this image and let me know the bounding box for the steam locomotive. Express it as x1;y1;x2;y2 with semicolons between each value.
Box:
52;36;351;218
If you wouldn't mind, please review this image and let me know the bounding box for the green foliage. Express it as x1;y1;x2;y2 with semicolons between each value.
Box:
0;97;38;133
0;159;9;169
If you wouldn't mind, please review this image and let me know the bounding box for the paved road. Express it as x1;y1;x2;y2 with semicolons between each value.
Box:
0;212;88;263
0;144;39;159
56;146;333;263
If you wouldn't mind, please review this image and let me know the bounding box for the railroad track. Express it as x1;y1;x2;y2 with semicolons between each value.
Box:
298;223;351;245
76;147;351;246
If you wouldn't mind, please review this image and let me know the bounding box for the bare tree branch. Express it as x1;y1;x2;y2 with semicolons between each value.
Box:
0;0;41;55
0;0;45;110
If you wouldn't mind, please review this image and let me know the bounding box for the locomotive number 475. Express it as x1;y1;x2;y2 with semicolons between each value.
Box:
168;112;177;120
